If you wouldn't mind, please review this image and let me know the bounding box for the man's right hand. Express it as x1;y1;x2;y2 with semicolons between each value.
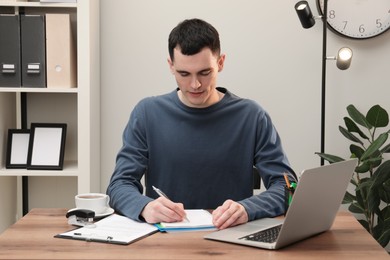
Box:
140;197;187;223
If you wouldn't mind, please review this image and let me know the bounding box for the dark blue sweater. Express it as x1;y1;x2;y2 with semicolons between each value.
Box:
107;88;296;221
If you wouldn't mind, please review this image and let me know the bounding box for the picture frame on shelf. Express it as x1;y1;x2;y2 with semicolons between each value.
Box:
27;123;67;170
6;129;31;169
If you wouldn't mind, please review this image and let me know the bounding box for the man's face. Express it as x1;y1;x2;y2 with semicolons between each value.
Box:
168;47;225;108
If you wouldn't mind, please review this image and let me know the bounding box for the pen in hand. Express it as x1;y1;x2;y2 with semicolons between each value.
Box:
152;185;169;199
152;185;189;222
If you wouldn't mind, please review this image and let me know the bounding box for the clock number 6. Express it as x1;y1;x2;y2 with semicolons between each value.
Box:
359;24;365;33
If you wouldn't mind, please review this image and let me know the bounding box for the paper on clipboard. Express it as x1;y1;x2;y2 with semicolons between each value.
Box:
55;214;158;245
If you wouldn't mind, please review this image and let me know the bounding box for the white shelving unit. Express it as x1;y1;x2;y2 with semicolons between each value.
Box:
0;0;100;219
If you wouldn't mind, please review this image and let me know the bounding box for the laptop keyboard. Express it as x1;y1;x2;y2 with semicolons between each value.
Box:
240;224;282;243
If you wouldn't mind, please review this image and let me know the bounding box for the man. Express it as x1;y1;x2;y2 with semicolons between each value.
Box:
107;18;296;229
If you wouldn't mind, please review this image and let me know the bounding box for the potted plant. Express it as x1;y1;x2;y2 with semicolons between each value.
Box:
316;104;390;249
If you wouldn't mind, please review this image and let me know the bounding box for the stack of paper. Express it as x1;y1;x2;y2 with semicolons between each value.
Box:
156;209;216;232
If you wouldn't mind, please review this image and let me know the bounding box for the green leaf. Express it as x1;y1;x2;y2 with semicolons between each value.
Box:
371;158;390;183
379;189;390;204
375;164;390;203
349;202;365;214
367;190;381;216
383;178;390;192
350;178;358;187
355;183;369;212
360;133;388;161
339;126;364;145
380;143;390;153
350;144;365;159
342;191;356;204
357;157;383;173
367;161;390;214
347;104;372;130
373;219;384;237
355;162;370;173
357;219;370;232
366;104;389;128
374;219;390;247
356;178;373;217
381;206;390;221
314;153;344;163
368;157;383;169
344;117;369;140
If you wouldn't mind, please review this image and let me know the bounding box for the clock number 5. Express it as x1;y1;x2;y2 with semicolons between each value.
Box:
376;19;382;29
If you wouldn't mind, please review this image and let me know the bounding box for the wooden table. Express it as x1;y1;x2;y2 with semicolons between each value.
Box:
0;208;388;259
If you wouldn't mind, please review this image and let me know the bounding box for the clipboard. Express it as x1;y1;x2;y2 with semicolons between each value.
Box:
55;214;158;245
54;233;132;245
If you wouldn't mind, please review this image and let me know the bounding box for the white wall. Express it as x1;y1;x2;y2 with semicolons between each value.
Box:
100;0;390;190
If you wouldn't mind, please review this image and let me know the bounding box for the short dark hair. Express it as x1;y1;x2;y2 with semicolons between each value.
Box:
168;18;221;61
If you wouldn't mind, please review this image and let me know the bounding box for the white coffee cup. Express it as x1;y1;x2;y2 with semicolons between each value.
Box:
75;193;110;214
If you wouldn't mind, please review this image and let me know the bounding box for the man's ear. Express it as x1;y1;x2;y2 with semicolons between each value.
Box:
167;57;175;74
218;54;226;72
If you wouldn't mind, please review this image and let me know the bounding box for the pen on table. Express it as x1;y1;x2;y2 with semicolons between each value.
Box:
152;185;189;222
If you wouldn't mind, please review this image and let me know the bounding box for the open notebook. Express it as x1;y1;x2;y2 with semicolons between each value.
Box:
156;209;216;232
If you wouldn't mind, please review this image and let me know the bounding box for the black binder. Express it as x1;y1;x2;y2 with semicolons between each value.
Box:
0;15;21;87
20;15;46;88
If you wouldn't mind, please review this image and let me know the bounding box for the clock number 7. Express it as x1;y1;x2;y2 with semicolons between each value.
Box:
342;21;347;30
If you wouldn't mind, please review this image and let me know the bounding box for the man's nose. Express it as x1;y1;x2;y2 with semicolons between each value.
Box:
190;77;201;89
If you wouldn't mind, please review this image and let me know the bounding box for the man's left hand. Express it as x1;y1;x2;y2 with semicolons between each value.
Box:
212;199;248;229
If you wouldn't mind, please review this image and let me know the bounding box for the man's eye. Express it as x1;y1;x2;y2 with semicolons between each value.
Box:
179;72;189;77
200;71;211;76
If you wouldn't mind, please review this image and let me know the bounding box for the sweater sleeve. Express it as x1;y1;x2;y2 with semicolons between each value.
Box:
106;102;153;221
239;110;297;220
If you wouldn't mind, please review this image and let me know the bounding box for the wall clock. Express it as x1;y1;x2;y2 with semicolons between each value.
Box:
317;0;390;39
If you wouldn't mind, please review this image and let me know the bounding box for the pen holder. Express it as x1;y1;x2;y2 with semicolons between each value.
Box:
284;184;295;216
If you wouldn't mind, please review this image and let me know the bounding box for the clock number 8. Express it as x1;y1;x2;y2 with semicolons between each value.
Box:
328;10;336;19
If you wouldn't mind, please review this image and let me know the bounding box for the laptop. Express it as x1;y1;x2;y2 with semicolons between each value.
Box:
204;159;357;249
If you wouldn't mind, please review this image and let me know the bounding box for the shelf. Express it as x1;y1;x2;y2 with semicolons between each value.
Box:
0;0;99;217
0;87;78;93
0;1;77;8
0;160;78;176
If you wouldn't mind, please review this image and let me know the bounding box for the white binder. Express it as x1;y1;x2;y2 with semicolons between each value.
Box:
46;13;77;88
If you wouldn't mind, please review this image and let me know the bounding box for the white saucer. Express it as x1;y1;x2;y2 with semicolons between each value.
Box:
95;207;115;218
67;207;114;219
